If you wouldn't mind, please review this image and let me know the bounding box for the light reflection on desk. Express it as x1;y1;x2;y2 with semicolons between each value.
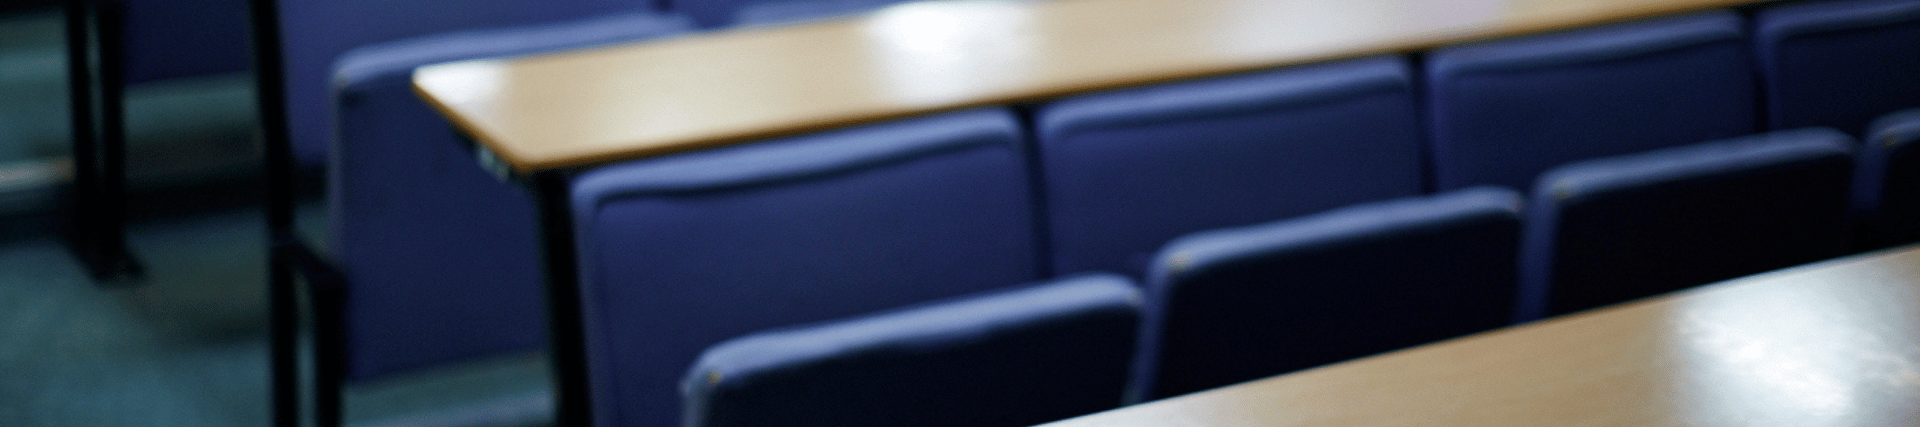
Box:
1042;246;1920;427
1668;254;1920;427
863;0;1037;105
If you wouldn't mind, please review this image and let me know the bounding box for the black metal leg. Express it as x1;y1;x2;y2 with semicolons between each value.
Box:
63;0;142;284
280;243;345;427
246;0;301;424
534;171;592;427
268;242;303;427
314;279;344;427
62;1;92;220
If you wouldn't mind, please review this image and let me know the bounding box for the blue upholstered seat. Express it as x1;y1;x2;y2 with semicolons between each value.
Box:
673;0;913;27
1754;0;1920;137
1518;129;1854;319
570;108;1039;427
1858;109;1920;247
276;0;672;166
683;274;1141;427
1035;56;1424;279
1138;187;1523;399
328;12;692;381
1427;11;1758;191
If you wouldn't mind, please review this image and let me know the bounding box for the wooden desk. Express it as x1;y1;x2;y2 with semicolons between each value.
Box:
414;0;1777;174
410;0;1814;425
1044;245;1920;427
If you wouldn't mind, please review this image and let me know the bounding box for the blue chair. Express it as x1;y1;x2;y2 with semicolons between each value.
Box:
683;274;1141;427
1427;11;1758;191
1035;56;1424;279
1138;187;1523;400
276;0;672;166
570;108;1039;427
1518;128;1855;319
1857;109;1920;248
1754;0;1920;137
673;0;913;28
280;3;689;425
329;12;692;382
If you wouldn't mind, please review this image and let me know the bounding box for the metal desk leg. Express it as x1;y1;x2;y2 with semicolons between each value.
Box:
244;0;301;424
533;171;593;427
63;0;142;284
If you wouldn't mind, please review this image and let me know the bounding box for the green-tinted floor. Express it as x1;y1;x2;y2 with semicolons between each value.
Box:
0;8;554;427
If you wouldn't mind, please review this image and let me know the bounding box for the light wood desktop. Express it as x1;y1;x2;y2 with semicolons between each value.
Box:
1044;245;1920;427
413;0;1775;174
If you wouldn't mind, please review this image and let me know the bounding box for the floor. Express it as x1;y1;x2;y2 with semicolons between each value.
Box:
0;7;552;427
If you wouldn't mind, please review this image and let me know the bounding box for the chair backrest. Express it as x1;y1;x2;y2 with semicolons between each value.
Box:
1518;128;1854;319
673;0;909;28
1035;56;1424;279
683;274;1142;427
1858;109;1920;247
327;13;691;381
1139;187;1523;399
1427;10;1758;191
570;108;1039;427
109;0;252;85
274;0;662;164
731;0;914;27
1754;0;1920;137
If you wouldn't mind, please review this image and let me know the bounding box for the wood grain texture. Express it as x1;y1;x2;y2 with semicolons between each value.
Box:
1043;245;1920;427
414;0;1772;173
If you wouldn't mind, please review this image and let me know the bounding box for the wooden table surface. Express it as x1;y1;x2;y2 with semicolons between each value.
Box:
1042;245;1920;427
413;0;1777;173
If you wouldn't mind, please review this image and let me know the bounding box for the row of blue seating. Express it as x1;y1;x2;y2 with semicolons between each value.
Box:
325;0;1920;380
248;0;1913;425
588;112;1903;427
672;120;1889;427
659;122;1885;427
547;4;1919;426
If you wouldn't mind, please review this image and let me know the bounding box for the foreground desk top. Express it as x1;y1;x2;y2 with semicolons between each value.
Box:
1044;245;1920;427
414;0;1773;173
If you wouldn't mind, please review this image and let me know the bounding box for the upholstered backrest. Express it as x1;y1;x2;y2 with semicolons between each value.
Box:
1858;109;1920;247
731;0;914;26
1427;11;1758;191
1754;0;1920;137
1518;128;1854;319
674;0;910;28
684;274;1141;427
1140;187;1523;399
1035;56;1424;279
570;108;1039;427
327;12;691;381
